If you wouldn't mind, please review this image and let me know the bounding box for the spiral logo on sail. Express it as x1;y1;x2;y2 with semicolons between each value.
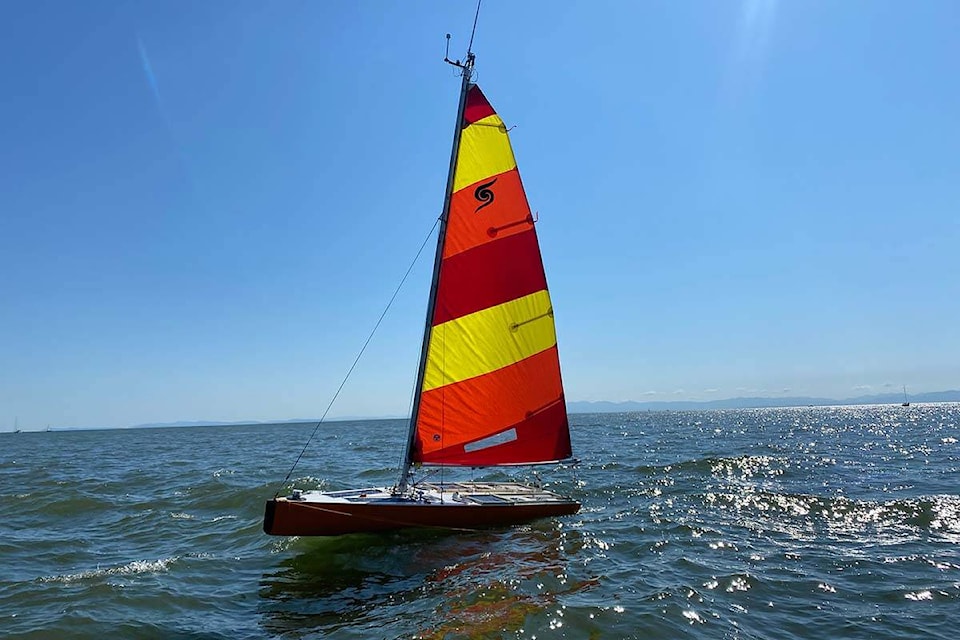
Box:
474;178;497;212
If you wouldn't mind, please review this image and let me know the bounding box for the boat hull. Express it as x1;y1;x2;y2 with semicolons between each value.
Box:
263;482;580;537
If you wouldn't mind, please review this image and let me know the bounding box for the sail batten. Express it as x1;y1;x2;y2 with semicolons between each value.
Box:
444;168;533;258
411;84;571;467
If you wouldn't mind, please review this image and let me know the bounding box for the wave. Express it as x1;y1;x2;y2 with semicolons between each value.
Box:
39;557;178;583
631;454;792;478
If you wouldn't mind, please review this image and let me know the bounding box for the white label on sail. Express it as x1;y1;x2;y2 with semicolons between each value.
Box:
463;428;518;452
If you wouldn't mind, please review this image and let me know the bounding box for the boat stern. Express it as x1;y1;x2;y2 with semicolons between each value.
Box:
262;498;279;535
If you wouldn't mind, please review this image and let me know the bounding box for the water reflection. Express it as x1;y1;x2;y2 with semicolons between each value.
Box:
257;523;594;638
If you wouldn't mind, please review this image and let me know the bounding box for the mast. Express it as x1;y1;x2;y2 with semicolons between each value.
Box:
397;48;475;492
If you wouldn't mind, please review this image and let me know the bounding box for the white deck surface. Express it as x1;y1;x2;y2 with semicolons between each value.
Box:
288;481;571;506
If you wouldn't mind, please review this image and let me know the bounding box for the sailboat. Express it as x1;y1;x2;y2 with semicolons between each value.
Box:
901;385;910;407
263;47;579;536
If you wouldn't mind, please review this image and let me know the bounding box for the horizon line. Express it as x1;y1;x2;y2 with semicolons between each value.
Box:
8;389;958;433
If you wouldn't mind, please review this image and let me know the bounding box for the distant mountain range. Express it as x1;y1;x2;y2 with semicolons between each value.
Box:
566;390;960;413
127;416;406;429
129;420;263;429
121;390;960;427
20;390;959;432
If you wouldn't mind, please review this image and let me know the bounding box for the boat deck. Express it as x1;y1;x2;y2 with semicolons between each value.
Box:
290;481;571;507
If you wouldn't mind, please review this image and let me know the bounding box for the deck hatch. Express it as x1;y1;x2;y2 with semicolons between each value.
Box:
466;494;512;504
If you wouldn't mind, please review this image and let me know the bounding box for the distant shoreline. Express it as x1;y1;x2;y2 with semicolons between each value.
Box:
566;390;960;414
11;392;959;433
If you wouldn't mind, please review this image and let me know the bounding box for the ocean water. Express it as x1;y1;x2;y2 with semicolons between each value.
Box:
1;405;958;639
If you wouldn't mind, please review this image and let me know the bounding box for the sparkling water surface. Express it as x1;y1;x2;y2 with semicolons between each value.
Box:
2;405;958;638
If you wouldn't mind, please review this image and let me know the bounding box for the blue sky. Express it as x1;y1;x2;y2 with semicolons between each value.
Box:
2;1;958;429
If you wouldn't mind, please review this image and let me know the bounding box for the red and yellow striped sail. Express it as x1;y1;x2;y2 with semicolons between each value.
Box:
411;85;571;466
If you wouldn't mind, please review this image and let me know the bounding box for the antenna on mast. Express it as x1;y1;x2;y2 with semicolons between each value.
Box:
467;0;482;55
443;33;459;67
443;0;482;76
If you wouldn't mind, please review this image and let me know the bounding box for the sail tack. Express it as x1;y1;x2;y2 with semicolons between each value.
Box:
412;85;571;466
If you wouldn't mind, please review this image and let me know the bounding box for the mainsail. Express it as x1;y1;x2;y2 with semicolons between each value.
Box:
410;85;571;466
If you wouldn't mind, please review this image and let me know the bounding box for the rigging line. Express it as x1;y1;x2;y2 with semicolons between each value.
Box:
467;0;482;55
277;217;441;493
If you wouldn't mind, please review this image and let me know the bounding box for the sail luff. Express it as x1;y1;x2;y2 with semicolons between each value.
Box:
397;56;475;491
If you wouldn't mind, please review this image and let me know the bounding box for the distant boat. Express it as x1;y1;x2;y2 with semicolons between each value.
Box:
901;385;910;407
263;42;578;536
13;417;21;434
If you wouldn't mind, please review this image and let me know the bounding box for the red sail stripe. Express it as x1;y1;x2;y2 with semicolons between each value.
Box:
414;345;564;460
432;230;547;326
444;168;532;260
462;84;496;127
417;398;570;465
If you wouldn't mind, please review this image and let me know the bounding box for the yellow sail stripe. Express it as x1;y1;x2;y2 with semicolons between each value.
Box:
423;290;557;392
453;114;518;193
